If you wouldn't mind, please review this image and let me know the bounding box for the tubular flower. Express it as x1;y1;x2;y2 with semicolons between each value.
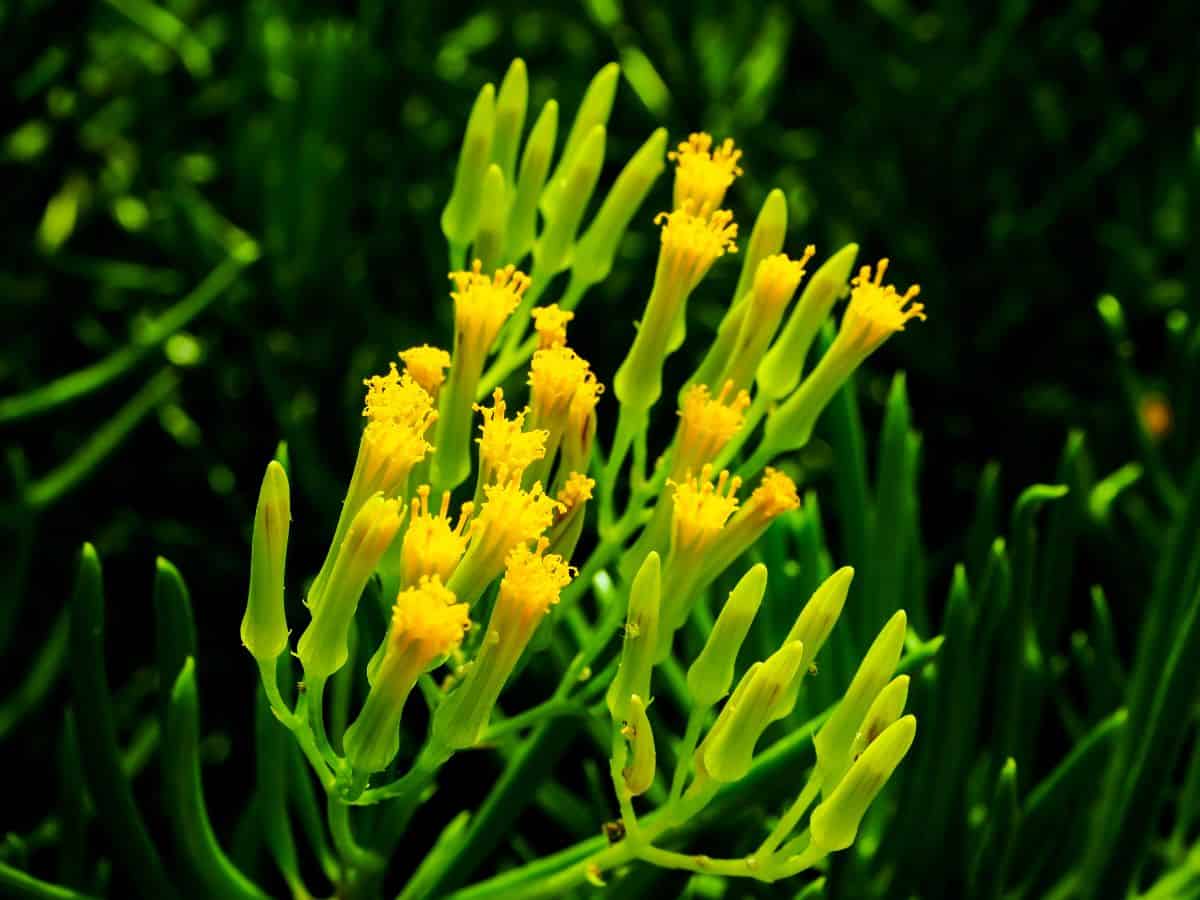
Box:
760;258;925;461
400;485;474;588
447;477;563;606
560;367;603;477
668;132;744;218
434;539;574;749
475;388;548;486
357;365;438;495
546;471;595;560
673;381;751;478
613;205;737;414
700;468;801;585
531;304;575;349
399;344;452;397
343;577;470;777
434;261;533;492
529;346;601;429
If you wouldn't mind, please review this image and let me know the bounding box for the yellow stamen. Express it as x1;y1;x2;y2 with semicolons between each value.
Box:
475;388;548;484
529;346;603;428
753;249;816;315
389;575;471;668
474;478;564;547
531;304;575;349
399;345;452;396
401;485;474;586
557;472;595;512
744;467;801;521
669;464;742;559
449;259;532;356
668;132;744;217
840;259;925;355
675;380;751;476
654;206;738;296
498;537;575;621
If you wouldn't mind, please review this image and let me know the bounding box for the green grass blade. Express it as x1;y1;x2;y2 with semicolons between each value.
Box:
0;860;100;900
968;757;1019;899
0;609;68;740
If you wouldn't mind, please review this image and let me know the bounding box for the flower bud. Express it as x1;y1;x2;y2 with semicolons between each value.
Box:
441;83;496;257
297;495;405;681
535;125;606;280
491;59;528;184
621;694;656;796
606;551;661;723
699;639;805;782
505;100;557;263
814;610;907;791
757;243;859;399
541;63;619;216
471;164;507;271
241;460;290;662
687;564;766;708
810;715;916;852
786;566;853;673
848;675;910;763
570;128;668;291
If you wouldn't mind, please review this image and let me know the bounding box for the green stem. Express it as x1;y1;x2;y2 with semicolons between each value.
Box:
668;709;706;807
327;795;382;874
758;769;822;857
480;699;584;743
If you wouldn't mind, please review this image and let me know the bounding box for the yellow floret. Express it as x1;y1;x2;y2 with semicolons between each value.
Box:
557;472;595;511
675;381;751;476
475;388;548;484
529;346;602;427
669;464;742;558
449;259;532;356
389;575;471;666
531;304;575;349
753;250;816;315
399;344;452;395
498;537;575;620
401;485;474;586
839;259;924;355
668;132;744;217
654;206;739;296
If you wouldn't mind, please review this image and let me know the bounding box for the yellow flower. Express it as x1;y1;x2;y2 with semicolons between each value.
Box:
668;132;743;217
557;471;595;511
699;468;801;584
838;259;924;358
447;477;564;606
399;344;452;396
653;206;739;297
528;346;602;429
433;539;573;749
475;388;548;486
560;375;602;478
752;250;814;317
531;304;575;349
401;485;474;587
669;464;742;560
546;471;595;560
449;260;531;360
343;575;470;776
674;380;751;478
351;364;437;499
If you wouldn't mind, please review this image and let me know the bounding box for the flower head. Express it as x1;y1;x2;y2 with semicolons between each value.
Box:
557;471;595;512
388;575;471;668
696;468;801;588
497;537;574;622
401;485;474;587
669;464;742;560
529;346;602;429
752;250;815;317
449;259;532;358
531;304;575;349
674;381;751;477
475;388;548;484
653;206;738;297
355;365;438;497
839;259;924;356
668;132;743;217
399;345;451;396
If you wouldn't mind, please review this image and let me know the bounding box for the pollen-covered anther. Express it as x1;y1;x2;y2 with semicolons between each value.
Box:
402;485;474;585
398;345;452;395
669;464;742;557
654;206;738;295
668;132;744;216
531;304;575;350
475;388;548;484
389;575;471;667
675;380;751;474
841;258;925;354
753;248;816;313
449;259;532;353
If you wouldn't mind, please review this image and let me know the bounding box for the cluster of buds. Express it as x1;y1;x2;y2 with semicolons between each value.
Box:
239;57;927;891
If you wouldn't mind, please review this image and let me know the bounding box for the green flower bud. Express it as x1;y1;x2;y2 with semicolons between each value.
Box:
535;125;606;279
569;128;668;292
541;63;619;216
241;460;290;662
685;189;787;400
813;610;906;791
441;83;496;258
847;674;909;763
700;639;805;782
810;715;916;852
621;694;656;796
491;59;528;184
297;495;404;681
757;243;859;399
504;100;558;263
787;566;853;671
471;164;507;271
687;564;767;708
606;551;661;724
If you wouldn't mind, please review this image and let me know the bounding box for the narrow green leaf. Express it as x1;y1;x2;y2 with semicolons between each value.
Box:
254;672;303;895
153;557;196;734
396;811;471;900
68;544;177;900
57;712;88;888
0;860;99;900
0;609;68;740
968;758;1019;899
165;657;270;900
966;461;1001;579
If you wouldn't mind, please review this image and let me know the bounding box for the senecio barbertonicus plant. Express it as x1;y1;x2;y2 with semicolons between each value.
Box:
238;60;927;898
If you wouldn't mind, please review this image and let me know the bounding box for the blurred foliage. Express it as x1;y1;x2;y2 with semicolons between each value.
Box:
0;0;1197;898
